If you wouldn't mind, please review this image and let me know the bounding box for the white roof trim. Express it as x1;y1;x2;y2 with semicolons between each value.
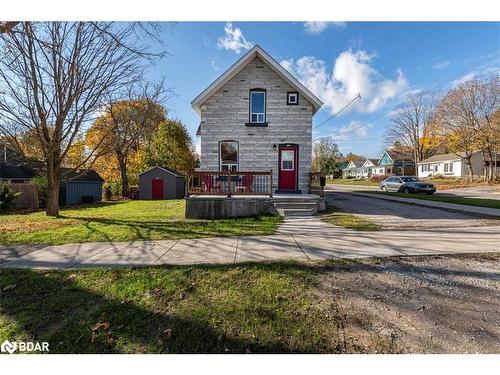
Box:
191;45;323;115
139;166;182;177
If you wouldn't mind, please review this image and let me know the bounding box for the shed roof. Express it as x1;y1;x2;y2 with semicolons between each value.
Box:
60;168;104;183
139;166;183;178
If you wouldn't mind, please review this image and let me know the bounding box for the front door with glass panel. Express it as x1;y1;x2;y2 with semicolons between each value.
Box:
278;145;298;191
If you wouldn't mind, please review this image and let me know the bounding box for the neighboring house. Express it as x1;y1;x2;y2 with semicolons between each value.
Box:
342;160;365;178
0;162;36;184
418;151;500;178
332;161;349;179
373;150;415;176
59;168;104;205
362;158;379;178
192;45;323;193
139;166;185;200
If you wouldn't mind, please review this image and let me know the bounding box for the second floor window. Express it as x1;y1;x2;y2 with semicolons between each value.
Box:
250;89;266;123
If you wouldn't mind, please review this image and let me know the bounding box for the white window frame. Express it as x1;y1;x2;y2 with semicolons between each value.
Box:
250;90;266;123
287;92;298;105
281;150;295;171
219;141;238;171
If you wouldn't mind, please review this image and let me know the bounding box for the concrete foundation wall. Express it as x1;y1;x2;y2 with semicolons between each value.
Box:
185;197;275;219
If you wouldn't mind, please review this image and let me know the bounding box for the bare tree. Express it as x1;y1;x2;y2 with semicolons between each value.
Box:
0;22;166;216
435;75;499;181
385;93;439;176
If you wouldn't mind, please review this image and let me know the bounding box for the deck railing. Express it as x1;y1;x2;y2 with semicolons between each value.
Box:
186;170;273;197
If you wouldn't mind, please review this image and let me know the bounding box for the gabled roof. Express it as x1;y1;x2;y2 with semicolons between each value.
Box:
60;168;104;183
418;153;464;164
139;166;183;178
335;161;349;171
377;150;395;166
0;162;36;179
345;160;365;169
363;158;379;167
191;45;323;115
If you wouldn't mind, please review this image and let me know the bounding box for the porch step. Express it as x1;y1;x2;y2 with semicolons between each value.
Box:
273;202;319;210
276;207;318;217
273;200;319;217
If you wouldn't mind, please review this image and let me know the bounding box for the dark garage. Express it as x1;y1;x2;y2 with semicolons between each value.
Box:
139;166;185;200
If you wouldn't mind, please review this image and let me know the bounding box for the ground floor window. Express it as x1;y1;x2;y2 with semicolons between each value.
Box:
387;168;391;174
220;141;238;171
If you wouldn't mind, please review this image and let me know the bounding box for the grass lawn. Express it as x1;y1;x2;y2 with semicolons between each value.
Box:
0;263;335;353
2;254;497;353
321;212;381;231
367;191;500;210
327;179;378;186
0;200;282;246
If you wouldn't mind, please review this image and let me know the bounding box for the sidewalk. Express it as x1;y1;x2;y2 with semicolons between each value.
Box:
345;191;500;218
1;216;499;269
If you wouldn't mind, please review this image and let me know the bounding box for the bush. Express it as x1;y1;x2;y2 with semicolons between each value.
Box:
370;174;391;182
80;195;96;204
33;175;48;207
0;184;20;211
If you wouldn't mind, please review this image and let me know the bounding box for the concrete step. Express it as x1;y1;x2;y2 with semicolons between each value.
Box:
273;202;319;210
277;207;317;217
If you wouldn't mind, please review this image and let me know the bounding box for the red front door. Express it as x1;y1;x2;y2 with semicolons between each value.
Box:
278;145;298;191
152;178;164;200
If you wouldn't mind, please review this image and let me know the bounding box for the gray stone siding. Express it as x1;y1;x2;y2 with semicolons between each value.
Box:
199;57;313;192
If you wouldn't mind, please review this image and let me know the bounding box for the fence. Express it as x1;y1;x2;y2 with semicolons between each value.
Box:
2;183;38;209
186;171;273;197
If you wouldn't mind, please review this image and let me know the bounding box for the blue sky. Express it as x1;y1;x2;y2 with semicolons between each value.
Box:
152;22;500;158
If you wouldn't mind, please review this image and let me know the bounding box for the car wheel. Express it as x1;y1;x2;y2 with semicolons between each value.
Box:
381;185;387;192
426;192;434;195
403;187;410;194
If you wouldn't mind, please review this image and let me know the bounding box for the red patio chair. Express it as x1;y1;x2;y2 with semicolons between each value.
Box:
202;174;220;193
240;174;253;193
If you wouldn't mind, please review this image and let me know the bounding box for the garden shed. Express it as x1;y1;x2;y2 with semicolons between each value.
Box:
139;166;185;200
59;168;104;206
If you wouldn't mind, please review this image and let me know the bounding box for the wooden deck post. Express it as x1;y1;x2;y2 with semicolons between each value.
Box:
269;169;273;197
227;171;232;197
185;172;190;197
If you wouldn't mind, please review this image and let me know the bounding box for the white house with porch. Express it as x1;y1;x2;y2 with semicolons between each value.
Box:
186;45;325;218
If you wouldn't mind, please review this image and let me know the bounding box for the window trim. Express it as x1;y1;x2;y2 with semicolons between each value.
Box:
287;91;299;105
248;89;266;124
219;140;239;172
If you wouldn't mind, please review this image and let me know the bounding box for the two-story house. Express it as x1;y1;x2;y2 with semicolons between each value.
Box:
191;45;323;194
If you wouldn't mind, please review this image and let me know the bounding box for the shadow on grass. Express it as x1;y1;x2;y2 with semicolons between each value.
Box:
0;266;310;353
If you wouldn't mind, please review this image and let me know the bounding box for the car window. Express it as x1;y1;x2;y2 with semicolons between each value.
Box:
401;177;419;182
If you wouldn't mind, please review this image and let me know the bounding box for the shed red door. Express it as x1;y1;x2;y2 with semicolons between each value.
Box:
278;145;298;191
152;178;164;200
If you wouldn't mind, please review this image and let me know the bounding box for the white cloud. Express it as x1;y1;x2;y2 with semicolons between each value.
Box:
217;22;253;54
304;21;346;34
326;121;373;141
281;49;408;114
432;60;451;70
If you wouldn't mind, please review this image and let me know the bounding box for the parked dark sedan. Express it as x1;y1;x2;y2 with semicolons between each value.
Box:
380;176;436;194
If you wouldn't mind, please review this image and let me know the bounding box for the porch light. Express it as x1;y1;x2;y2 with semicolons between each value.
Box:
273;144;277;151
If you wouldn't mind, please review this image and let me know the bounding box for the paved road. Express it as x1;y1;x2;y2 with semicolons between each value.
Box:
327;183;500;200
326;190;500;229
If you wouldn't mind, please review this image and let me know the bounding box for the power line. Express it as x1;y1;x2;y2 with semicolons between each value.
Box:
312;92;361;131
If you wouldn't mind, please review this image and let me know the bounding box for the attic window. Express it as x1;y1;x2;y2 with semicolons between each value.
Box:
287;92;299;105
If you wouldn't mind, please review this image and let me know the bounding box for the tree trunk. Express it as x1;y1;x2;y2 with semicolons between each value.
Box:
487;149;494;181
465;156;474;182
46;152;60;217
118;154;129;198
